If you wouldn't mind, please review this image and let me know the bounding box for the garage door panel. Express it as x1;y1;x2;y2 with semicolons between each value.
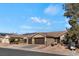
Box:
35;38;45;44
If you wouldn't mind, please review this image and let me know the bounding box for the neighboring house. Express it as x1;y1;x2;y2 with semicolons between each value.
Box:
2;35;10;44
0;36;4;43
1;35;24;44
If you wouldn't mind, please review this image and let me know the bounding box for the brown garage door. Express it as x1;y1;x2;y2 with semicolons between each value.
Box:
35;38;45;44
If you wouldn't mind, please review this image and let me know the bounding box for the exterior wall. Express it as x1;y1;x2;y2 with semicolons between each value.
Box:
60;35;65;41
32;38;35;44
0;38;3;43
2;38;10;44
1;35;10;44
60;35;65;43
46;37;55;46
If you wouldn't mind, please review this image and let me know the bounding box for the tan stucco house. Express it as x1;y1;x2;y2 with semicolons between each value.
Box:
2;35;10;44
22;31;66;46
1;35;25;44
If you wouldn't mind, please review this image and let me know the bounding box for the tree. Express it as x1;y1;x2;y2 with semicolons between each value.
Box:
64;3;79;47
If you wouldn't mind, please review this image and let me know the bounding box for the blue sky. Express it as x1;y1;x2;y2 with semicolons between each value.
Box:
0;3;70;34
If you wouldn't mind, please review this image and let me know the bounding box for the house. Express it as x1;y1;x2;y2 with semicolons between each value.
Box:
2;35;10;44
0;35;4;43
31;33;55;46
22;31;66;46
1;35;24;44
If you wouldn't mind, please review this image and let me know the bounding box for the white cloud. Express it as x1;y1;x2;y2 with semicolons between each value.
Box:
65;18;70;23
31;17;51;25
31;17;41;23
47;22;51;25
44;4;59;15
64;18;71;28
65;23;71;28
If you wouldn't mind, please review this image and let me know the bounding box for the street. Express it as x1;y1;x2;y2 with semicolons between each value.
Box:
0;48;64;56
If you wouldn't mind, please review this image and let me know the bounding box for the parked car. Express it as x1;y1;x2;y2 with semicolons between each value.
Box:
69;42;76;50
70;45;76;50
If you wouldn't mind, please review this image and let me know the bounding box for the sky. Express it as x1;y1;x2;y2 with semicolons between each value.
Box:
0;3;71;34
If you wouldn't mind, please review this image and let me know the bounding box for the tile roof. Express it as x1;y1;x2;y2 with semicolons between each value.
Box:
22;31;67;38
46;31;66;37
0;35;4;38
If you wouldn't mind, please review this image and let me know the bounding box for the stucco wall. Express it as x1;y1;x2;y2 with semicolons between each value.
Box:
46;38;55;46
60;35;65;40
0;38;3;43
2;38;10;44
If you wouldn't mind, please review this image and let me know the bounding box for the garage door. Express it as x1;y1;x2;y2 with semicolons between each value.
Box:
35;38;45;44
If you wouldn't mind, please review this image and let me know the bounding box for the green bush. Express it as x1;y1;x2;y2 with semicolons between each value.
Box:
9;38;20;44
9;38;15;43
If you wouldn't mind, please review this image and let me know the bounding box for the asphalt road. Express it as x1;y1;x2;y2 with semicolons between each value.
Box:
0;48;64;56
